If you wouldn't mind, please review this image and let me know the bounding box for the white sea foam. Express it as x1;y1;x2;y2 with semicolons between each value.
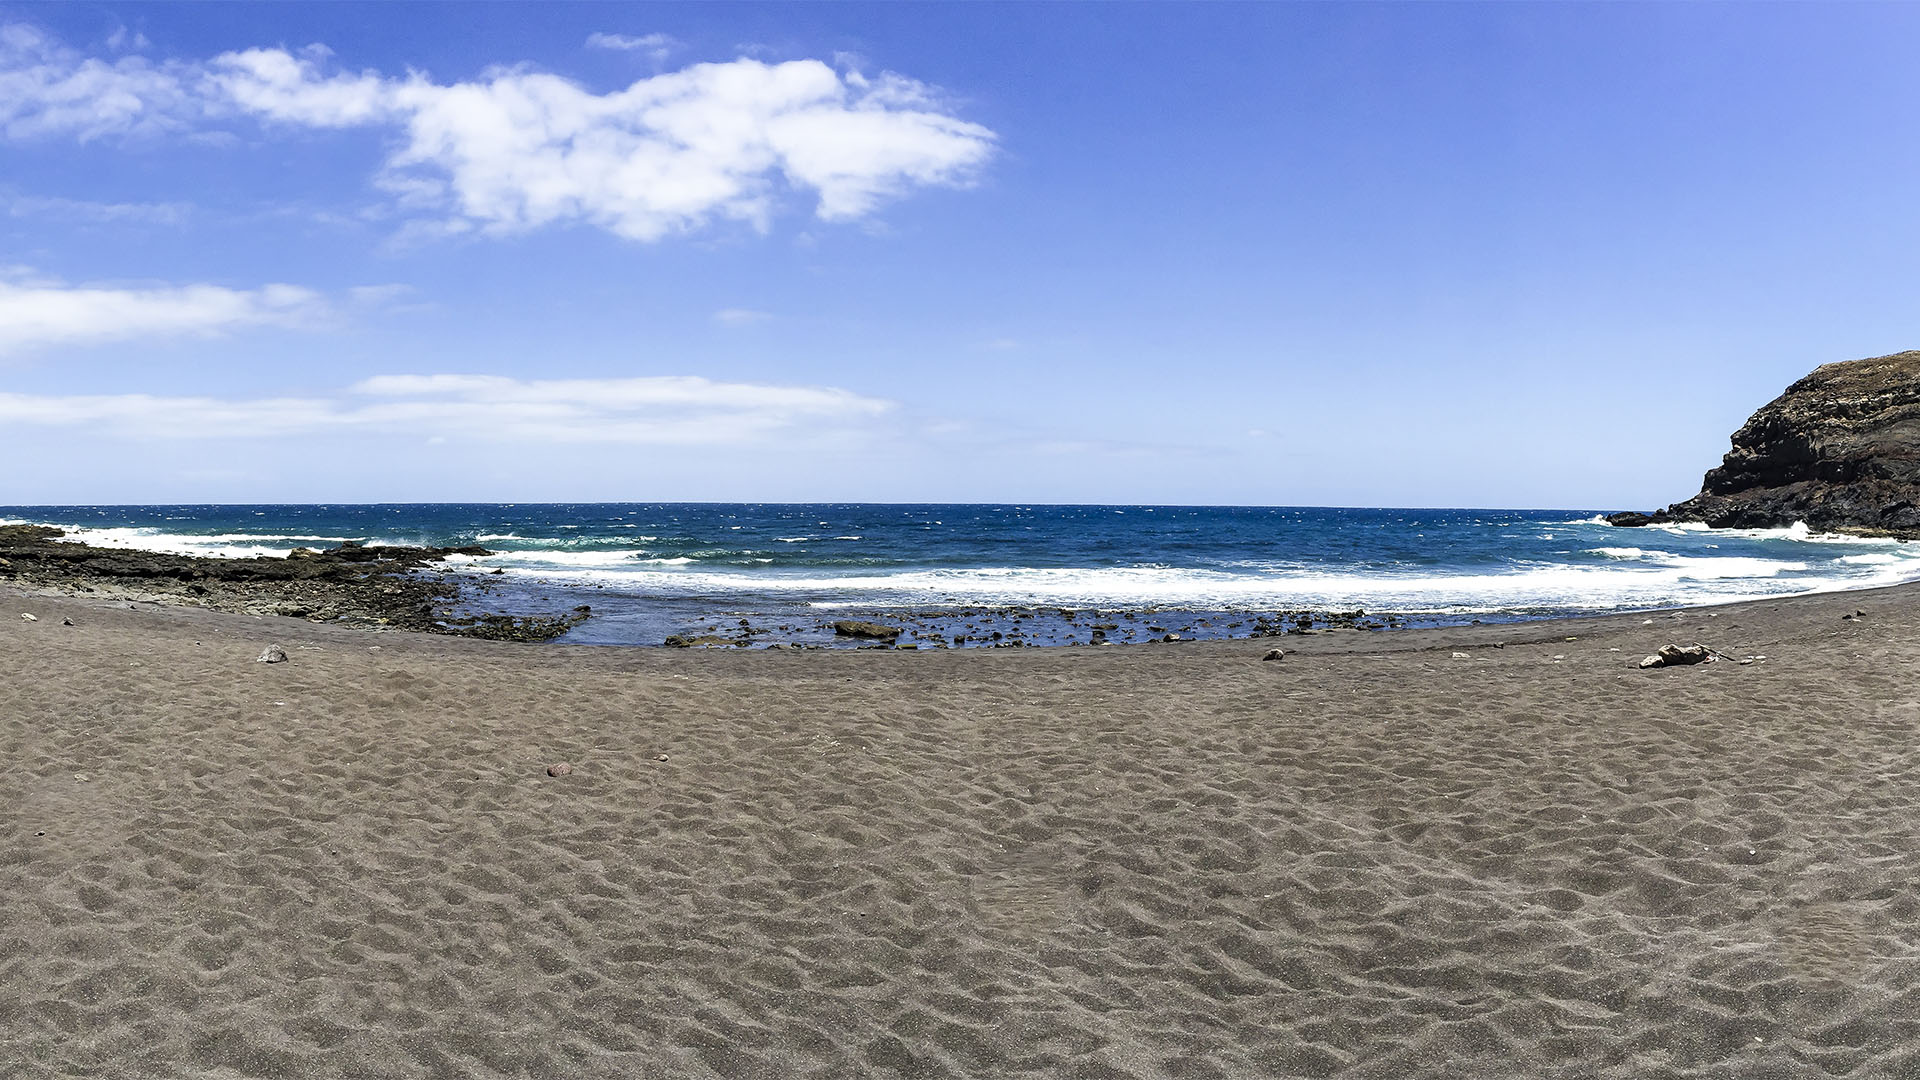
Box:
34;525;361;559
1641;519;1907;545
481;552;1920;613
483;549;651;568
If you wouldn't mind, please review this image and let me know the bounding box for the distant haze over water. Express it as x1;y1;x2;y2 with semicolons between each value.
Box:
6;504;1919;648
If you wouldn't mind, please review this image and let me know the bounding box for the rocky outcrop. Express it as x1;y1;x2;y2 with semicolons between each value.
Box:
1616;350;1920;537
0;525;587;641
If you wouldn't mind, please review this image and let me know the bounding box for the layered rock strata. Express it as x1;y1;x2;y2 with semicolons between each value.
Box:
1612;350;1920;537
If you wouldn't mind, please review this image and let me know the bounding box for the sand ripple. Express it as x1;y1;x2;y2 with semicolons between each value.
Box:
5;591;1920;1076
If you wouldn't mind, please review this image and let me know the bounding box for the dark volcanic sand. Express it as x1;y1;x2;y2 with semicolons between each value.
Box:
4;584;1919;1077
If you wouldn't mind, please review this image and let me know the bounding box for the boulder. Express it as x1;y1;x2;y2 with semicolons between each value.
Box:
1605;511;1653;527
1638;643;1711;669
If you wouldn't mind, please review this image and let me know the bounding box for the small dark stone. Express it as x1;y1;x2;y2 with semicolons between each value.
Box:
1262;648;1284;661
833;620;903;641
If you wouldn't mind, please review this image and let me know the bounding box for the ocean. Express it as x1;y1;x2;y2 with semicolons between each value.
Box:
5;503;1918;647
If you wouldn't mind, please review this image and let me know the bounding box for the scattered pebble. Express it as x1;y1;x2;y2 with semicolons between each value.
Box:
1451;651;1471;660
1261;648;1285;662
656;754;670;762
256;644;288;664
61;617;74;626
73;773;89;782
546;763;573;777
19;613;36;622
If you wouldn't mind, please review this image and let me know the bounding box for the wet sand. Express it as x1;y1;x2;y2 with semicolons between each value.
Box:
4;583;1919;1078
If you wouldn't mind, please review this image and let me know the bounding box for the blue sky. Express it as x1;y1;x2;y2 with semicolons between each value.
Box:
2;2;1917;507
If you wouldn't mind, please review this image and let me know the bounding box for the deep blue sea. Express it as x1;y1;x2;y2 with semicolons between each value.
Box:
6;503;1919;647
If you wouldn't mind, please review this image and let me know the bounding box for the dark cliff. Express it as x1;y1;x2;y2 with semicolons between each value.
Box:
1615;350;1920;537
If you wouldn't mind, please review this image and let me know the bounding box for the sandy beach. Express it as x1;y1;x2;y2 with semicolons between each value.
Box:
5;584;1919;1078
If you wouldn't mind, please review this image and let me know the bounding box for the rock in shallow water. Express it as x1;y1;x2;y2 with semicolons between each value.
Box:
832;620;903;641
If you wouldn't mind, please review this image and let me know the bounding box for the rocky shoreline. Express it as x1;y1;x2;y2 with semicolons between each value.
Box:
0;525;590;642
656;604;1410;649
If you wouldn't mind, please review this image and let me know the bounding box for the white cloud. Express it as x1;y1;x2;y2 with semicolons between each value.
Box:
586;33;680;63
0;277;328;354
209;46;389;127
0;24;997;241
713;307;772;325
0;373;895;444
0;24;201;140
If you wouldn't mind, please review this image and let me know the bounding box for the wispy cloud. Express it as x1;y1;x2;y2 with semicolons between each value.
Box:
713;307;772;325
585;32;679;63
0;23;998;242
0;373;896;444
7;193;190;225
0;23;199;140
0;275;329;354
